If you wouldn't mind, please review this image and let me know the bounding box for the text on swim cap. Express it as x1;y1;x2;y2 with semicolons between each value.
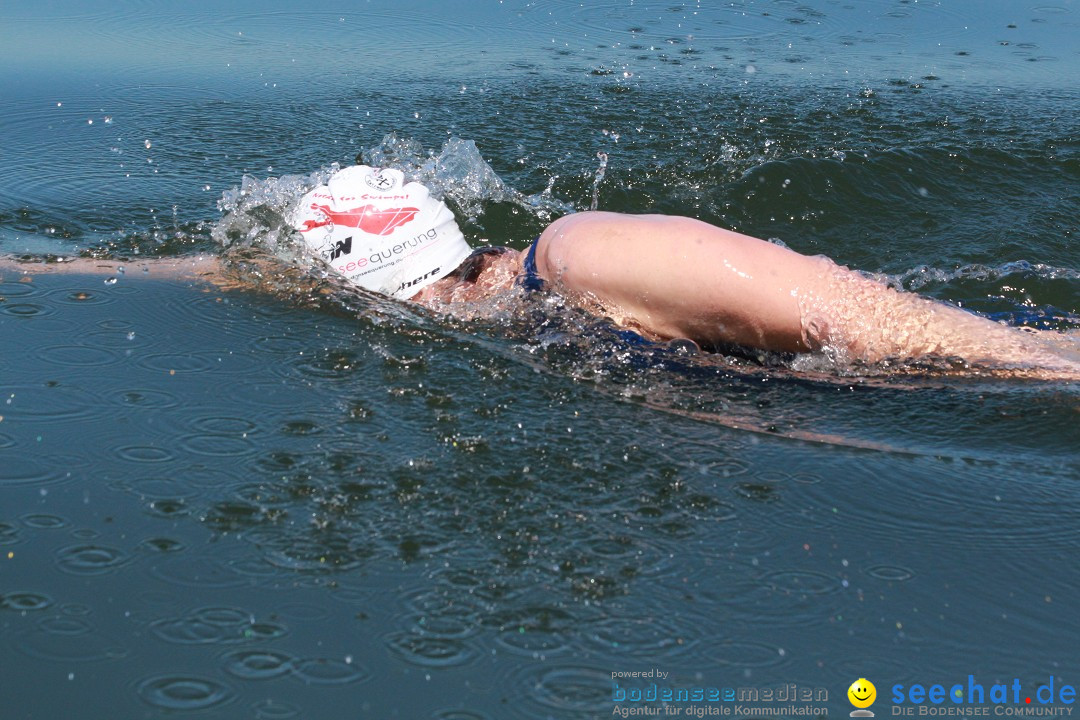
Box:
309;192;410;201
398;268;442;293
333;228;439;273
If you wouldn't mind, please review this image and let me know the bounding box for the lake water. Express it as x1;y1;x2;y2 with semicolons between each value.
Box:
1;0;1079;718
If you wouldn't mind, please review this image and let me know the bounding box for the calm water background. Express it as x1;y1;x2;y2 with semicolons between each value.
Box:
2;0;1079;718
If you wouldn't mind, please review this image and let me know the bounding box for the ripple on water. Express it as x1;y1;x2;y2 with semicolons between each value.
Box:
60;600;92;617
797;459;1080;551
507;664;616;716
181;464;247;490
221;649;295;680
583;612;700;660
400;608;481;642
261;534;372;572
581;533;681;582
138;537;186;553
112;444;174;463
38;343;122;368
251;699;303;719
385;631;480;669
273;602;330;622
490;605;575;658
19;513;69;529
46;287;119;306
709;639;790;668
225;379;312;408
176;432;256;458
152;617;226;645
0;591;54;612
152;606;288;646
289;657;371;685
55;543;131;575
0;281;39;298
83;326;150;350
149;556;249;589
0;521;20;546
292;350;365;379
13;625;127;663
432;711;493;720
254;334;309;355
135;352;214;374
0;302;56;318
38;615;92;635
226;555;281;578
762;569;845;596
108;387;181;409
120;476;199;499
705;456;752;478
866;564;915;582
0;383;100;423
402;585;492;628
141;497;190;518
693;569;848;630
192;349;260;374
0;518;25;543
136;675;236;712
197;606;253;626
1;457;70;488
190;415;259;435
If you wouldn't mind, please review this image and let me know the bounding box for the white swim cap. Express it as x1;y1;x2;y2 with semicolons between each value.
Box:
291;165;472;300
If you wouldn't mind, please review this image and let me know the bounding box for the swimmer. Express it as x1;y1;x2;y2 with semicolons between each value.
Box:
2;164;1078;378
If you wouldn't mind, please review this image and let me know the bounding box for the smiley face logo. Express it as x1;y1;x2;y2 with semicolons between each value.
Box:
848;678;877;709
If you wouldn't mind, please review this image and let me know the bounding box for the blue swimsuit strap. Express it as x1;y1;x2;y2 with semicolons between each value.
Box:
519;236;545;292
517;236;655;346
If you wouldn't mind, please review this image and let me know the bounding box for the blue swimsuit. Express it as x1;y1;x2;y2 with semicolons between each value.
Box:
450;239;545;292
519;237;545;292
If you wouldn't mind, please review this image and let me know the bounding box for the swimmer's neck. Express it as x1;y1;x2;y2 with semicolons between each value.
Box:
409;248;524;306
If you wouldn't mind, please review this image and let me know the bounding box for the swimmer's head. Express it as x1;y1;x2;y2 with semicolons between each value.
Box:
290;165;471;299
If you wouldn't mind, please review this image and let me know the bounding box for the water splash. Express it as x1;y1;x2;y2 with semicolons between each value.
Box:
590;152;608;211
887;259;1080;291
212;166;335;263
360;133;574;218
212;133;577;265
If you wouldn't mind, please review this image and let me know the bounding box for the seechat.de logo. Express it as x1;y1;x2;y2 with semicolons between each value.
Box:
849;678;877;718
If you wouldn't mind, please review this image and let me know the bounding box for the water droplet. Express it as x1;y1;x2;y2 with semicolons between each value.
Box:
144;139;152;149
104;277;117;285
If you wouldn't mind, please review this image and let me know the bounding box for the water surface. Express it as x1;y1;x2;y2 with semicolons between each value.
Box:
1;0;1079;718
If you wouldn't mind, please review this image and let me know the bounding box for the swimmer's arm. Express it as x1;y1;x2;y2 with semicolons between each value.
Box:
536;212;820;353
0;255;227;285
536;211;1076;371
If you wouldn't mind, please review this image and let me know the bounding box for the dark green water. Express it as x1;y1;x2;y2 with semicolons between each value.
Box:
2;1;1079;718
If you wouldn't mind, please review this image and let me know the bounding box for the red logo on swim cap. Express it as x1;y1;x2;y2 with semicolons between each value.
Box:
302;204;420;236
